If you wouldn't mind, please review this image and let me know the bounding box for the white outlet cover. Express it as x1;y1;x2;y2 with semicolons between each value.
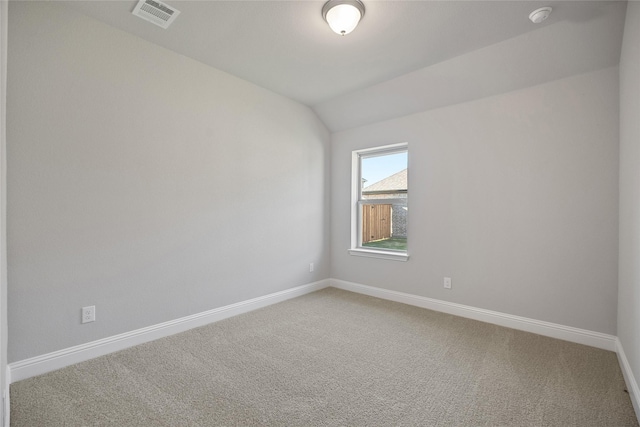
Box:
444;277;452;289
82;306;96;323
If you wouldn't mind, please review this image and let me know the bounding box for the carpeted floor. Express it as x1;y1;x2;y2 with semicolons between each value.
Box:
10;287;639;426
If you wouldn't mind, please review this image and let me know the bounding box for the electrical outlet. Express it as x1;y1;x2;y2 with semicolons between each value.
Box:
309;262;314;273
82;306;95;324
444;277;452;289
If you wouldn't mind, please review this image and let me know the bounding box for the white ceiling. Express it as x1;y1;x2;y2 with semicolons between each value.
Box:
60;0;627;131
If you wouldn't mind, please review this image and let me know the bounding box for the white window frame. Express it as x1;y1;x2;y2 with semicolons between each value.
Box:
348;143;409;262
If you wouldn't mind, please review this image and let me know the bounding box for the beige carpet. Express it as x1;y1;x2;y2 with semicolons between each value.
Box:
10;287;639;426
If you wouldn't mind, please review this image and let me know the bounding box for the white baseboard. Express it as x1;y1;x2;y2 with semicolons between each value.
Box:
6;278;622;384
330;279;617;352
616;338;640;420
9;279;330;383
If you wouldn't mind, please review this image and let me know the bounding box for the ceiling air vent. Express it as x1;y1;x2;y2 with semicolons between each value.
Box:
132;0;180;29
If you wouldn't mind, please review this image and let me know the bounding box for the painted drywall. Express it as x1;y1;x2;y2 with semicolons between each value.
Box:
7;2;330;362
331;67;619;334
1;0;7;422
618;0;640;406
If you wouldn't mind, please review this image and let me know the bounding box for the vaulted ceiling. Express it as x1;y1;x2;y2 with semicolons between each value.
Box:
61;0;627;131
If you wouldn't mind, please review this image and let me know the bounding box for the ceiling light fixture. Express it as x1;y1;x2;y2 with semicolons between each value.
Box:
322;0;365;36
529;7;552;24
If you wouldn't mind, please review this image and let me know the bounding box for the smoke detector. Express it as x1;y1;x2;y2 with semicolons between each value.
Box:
529;7;552;24
132;0;180;29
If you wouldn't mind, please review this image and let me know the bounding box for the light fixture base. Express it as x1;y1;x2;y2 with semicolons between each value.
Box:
529;7;552;24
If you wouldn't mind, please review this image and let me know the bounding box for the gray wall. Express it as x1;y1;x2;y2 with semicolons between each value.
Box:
7;2;330;362
331;67;620;334
1;0;7;419
618;0;640;406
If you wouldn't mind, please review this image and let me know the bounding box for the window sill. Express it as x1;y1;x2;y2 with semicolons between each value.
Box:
348;248;409;262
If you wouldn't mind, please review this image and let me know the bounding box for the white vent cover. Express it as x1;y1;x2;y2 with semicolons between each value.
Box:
132;0;180;29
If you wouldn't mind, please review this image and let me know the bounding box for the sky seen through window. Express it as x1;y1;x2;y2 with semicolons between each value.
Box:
361;152;407;188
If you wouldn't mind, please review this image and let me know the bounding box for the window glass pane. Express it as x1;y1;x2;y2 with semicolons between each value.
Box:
360;200;407;251
361;151;408;196
360;150;407;251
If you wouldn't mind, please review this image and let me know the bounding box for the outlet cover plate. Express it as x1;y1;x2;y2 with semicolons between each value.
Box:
82;306;95;324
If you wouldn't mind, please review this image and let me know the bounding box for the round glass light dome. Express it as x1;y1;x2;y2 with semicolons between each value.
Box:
322;0;365;36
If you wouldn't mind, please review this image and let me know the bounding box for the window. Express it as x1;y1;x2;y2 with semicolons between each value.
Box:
349;143;408;261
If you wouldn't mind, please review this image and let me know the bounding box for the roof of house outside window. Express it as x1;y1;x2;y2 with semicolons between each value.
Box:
363;169;407;194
